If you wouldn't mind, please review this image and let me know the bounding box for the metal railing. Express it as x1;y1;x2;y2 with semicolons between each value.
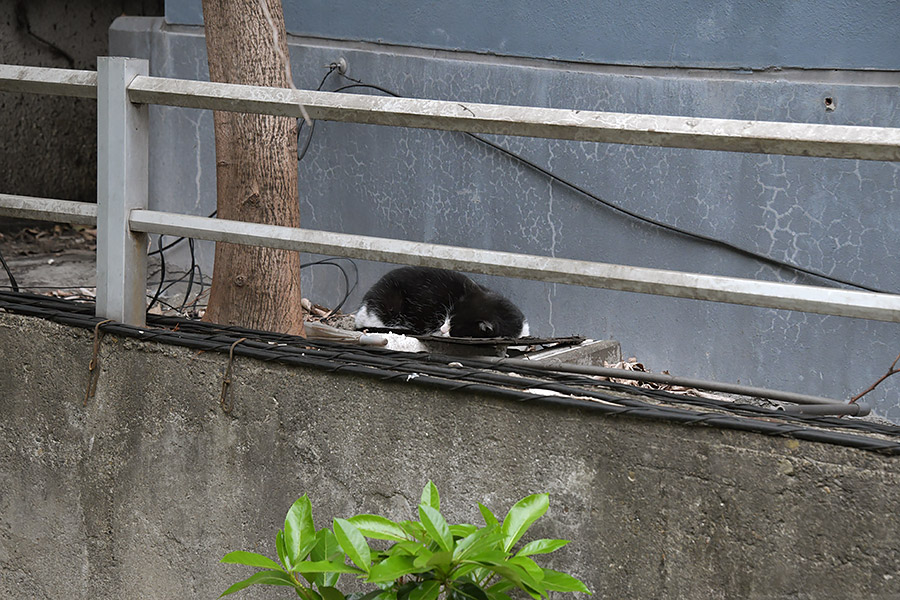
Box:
1;57;899;331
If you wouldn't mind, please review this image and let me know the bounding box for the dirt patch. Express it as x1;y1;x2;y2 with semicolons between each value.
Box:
0;221;96;256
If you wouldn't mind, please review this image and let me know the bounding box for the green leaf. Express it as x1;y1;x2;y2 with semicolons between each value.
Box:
293;560;364;574
311;528;344;587
349;590;386;600
449;563;480;580
296;587;324;600
449;582;489;600
425;550;454;573
486;590;512;600
486;581;515;593
312;528;343;562
387;540;427;557
516;539;569;557
450;524;477;539
477;503;498;528
420;481;440;511
453;525;502;562
277;529;290;570
221;551;284;571
312;528;342;560
472;559;545;598
285;496;317;566
409;580;441;600
399;520;427;542
540;568;591;594
334;518;372;573
348;515;409;542
396;580;419;600
219;570;296;597
500;494;549;552
412;546;434;568
322;571;342;588
418;505;454;553
508;556;544;582
320;586;347;600
366;554;419;584
464;549;508;565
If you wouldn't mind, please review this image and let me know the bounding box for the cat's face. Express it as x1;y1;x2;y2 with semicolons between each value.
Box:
449;293;525;338
448;316;498;338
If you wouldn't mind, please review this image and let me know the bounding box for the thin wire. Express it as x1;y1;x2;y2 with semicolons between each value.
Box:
330;73;891;295
180;237;197;311
297;65;339;162
300;257;359;313
0;247;19;293
148;210;217;256
14;1;75;67
147;234;166;312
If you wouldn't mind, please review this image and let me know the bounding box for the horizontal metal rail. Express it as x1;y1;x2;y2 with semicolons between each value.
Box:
0;64;97;98
3;64;898;161
4;61;900;330
4;195;898;326
127;75;900;161
129;209;900;323
0;194;98;225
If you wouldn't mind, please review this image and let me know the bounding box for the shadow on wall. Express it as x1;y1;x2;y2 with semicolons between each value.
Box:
0;0;163;204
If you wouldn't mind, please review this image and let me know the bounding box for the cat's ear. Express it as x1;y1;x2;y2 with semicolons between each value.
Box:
478;321;494;334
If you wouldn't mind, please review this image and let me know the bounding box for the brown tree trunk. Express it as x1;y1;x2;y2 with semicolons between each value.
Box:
200;0;305;336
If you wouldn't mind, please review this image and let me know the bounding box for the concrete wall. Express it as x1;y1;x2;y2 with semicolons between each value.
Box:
164;0;900;70
0;0;162;204
109;10;900;422
1;310;899;599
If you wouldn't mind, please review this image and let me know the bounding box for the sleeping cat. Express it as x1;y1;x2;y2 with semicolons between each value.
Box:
355;266;529;338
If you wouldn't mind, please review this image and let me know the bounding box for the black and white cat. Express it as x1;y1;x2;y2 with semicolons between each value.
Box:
355;266;529;338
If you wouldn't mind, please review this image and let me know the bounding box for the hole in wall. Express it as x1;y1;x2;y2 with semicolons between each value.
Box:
824;97;836;112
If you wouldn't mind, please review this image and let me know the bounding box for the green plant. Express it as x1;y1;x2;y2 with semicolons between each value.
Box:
220;481;591;600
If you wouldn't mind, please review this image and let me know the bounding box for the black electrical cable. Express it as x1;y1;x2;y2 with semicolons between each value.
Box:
14;1;75;68
147;234;167;312
143;63;347;316
180;237;198;311
148;210;217;257
297;64;340;163
147;211;215;316
2;291;898;454
0;247;18;293
328;72;891;295
300;257;359;313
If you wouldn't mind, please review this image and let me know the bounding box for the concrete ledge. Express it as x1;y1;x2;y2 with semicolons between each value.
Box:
528;339;621;366
1;311;898;599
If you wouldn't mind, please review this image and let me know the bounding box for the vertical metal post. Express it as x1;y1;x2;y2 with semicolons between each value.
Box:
97;57;149;326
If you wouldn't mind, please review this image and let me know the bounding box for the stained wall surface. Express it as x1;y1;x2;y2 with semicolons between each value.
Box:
111;7;900;420
0;0;163;204
1;311;899;599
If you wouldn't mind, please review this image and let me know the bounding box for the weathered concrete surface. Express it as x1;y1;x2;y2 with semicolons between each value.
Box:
0;1;162;205
108;18;900;421
0;310;898;599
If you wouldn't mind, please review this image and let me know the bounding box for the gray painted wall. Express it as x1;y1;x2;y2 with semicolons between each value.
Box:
109;6;900;421
164;0;900;70
2;311;900;599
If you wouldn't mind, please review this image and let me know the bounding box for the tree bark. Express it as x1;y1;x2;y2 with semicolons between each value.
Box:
200;0;305;335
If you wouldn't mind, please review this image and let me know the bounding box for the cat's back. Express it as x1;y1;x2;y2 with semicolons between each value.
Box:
356;266;473;332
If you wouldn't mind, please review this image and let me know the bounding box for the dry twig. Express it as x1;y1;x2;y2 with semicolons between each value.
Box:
851;351;900;404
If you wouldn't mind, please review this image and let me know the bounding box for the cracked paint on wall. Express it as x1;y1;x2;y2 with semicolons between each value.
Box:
112;20;900;421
